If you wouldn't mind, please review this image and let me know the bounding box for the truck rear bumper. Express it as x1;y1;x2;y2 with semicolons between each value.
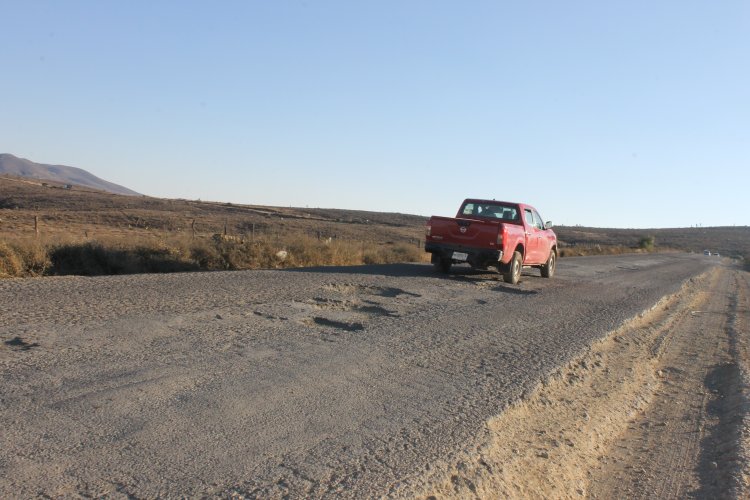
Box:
425;242;503;266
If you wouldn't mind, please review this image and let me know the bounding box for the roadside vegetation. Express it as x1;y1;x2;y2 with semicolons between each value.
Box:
638;235;656;251
558;241;660;258
0;234;428;278
0;231;678;278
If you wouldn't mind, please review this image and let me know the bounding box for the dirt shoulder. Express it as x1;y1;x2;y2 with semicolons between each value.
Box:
419;262;749;499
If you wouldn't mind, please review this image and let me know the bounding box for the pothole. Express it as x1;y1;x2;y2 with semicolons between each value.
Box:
4;336;41;351
322;283;420;298
308;297;399;317
308;317;364;332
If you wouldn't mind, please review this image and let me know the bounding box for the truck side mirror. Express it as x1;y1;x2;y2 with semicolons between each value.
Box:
545;221;554;229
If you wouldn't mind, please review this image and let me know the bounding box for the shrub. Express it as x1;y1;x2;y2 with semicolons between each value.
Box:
50;242;121;275
0;242;23;277
50;242;197;276
13;240;51;276
638;236;656;251
188;239;224;270
135;245;197;273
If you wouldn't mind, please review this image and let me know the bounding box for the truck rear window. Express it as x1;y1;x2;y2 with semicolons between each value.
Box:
460;202;519;221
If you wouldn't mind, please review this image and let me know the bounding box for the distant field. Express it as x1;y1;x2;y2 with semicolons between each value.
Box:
557;225;750;259
1;174;748;277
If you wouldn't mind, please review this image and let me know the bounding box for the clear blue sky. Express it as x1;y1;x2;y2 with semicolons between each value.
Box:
2;1;748;228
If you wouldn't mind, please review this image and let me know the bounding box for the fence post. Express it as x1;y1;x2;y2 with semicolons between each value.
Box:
224;219;228;236
191;219;196;240
34;215;39;237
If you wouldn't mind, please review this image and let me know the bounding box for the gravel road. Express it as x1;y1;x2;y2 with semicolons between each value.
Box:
0;253;713;498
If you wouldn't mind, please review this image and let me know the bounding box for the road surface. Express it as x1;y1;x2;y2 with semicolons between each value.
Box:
0;253;714;497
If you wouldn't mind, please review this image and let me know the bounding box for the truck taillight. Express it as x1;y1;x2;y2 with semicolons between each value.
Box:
426;225;432;237
496;228;503;246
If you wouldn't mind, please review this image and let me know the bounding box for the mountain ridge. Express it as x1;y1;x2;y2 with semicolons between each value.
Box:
0;153;140;196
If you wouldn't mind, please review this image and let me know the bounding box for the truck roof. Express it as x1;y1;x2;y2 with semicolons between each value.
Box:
462;199;539;211
463;198;520;206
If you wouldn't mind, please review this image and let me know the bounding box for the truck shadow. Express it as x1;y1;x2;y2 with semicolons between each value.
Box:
285;263;541;294
283;263;436;278
448;273;541;295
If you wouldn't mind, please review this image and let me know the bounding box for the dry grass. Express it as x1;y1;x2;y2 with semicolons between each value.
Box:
0;233;430;278
0;239;50;277
557;244;662;258
0;241;23;277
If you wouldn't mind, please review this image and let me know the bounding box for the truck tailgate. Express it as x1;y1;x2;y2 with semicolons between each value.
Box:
429;216;501;249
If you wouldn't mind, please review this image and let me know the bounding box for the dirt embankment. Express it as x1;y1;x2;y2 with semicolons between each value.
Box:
419;263;750;499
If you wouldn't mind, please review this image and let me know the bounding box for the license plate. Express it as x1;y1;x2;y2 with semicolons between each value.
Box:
452;252;468;261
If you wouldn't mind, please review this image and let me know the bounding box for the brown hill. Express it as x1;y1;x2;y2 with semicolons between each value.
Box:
0;154;140;196
0;174;426;245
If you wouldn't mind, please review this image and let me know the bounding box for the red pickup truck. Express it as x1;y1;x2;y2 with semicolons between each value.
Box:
425;199;557;284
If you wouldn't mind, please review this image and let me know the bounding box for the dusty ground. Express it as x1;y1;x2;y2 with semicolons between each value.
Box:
1;253;743;498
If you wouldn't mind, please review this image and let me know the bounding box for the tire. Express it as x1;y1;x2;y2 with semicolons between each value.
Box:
434;257;451;274
541;249;556;278
503;251;522;284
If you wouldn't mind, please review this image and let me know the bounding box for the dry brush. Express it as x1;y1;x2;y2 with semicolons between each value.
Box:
0;233;429;278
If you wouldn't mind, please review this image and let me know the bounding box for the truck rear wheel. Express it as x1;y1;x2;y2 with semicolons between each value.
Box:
541;250;556;278
503;251;522;284
432;255;451;274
